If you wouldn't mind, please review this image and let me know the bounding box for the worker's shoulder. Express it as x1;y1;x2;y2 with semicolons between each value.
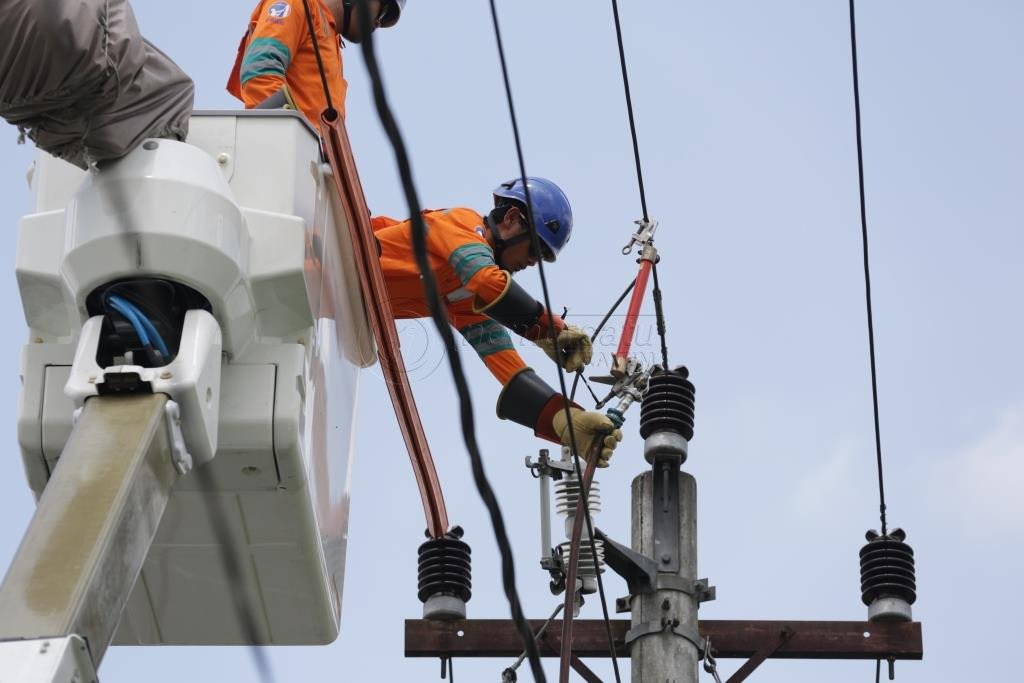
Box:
426;207;484;229
426;207;488;244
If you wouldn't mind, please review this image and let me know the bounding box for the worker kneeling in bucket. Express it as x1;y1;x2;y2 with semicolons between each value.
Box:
372;177;622;467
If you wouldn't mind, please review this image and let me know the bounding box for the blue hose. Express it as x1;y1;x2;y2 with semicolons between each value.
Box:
107;295;171;358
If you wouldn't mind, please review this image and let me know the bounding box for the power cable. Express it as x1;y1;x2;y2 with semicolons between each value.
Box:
352;1;544;679
569;277;637;403
847;0;890;535
486;2;622;681
608;0;670;370
610;0;649;222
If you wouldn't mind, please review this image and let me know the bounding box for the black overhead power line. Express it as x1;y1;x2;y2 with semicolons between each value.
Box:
487;2;622;682
351;2;545;681
609;0;670;370
847;0;890;536
610;0;649;222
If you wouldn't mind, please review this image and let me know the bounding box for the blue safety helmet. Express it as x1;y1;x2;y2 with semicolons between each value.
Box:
492;177;573;262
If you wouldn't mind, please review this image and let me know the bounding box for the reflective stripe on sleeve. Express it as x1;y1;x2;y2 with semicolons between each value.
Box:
448;243;496;286
458;319;514;358
241;37;292;84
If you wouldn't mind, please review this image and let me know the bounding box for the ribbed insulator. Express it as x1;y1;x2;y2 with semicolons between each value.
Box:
640;367;695;440
860;529;916;606
558;538;605;578
554;477;601;518
417;531;472;604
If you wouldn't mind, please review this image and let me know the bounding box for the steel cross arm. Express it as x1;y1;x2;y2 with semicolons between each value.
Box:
405;619;923;661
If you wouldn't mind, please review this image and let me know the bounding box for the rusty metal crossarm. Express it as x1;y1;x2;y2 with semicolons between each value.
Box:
405;619;923;661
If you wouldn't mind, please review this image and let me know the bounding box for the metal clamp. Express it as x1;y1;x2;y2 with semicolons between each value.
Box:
621;218;659;255
625;617;704;655
596;528;716;603
703;637;723;683
163;400;194;475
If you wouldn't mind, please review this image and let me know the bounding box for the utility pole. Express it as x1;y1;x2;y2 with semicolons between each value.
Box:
404;368;923;680
600;367;710;682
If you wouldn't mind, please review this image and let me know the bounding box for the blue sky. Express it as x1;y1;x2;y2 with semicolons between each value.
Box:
1;1;1021;681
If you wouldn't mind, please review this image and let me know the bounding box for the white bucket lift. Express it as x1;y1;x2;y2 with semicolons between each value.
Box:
6;111;376;657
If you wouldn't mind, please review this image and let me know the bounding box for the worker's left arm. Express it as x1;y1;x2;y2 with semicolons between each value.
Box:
438;210;592;373
234;0;305;110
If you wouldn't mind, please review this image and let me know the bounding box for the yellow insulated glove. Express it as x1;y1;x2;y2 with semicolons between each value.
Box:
551;408;623;468
536;324;593;373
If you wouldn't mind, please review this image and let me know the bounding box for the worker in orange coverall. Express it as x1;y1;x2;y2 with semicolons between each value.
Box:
227;0;405;126
372;177;623;467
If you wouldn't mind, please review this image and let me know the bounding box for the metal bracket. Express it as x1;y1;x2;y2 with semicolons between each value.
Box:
596;528;715;603
624;618;704;655
163;400;193;475
724;627;795;683
621;218;659;255
653;459;681;572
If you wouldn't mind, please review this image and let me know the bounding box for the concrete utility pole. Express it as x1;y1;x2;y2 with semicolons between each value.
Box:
404;369;924;679
620;368;707;683
629;468;700;682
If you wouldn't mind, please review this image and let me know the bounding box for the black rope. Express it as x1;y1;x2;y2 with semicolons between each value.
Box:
194;465;275;683
299;0;336;117
353;2;544;680
569;277;637;403
848;0;889;535
610;0;648;222
487;2;622;681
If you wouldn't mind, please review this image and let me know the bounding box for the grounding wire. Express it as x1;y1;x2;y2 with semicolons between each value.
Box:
569;277;638;403
486;2;622;681
608;0;671;372
353;1;545;679
847;0;889;536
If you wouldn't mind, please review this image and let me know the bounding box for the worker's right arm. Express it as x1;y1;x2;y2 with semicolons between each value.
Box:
235;1;304;109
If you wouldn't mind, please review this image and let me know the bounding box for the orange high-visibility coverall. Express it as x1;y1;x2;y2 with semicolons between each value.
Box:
372;208;567;441
227;0;346;127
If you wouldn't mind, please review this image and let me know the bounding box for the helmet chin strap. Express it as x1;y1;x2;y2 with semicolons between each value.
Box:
486;213;532;268
342;1;354;37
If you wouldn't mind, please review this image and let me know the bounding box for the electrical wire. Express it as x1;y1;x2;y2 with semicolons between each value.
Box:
352;2;544;679
486;2;621;681
107;295;171;358
610;0;649;222
608;0;671;371
193;464;275;683
847;0;890;535
569;277;637;403
106;295;153;350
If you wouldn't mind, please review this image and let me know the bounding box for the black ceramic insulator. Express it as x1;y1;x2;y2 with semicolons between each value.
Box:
860;529;916;606
640;366;695;440
417;529;472;603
